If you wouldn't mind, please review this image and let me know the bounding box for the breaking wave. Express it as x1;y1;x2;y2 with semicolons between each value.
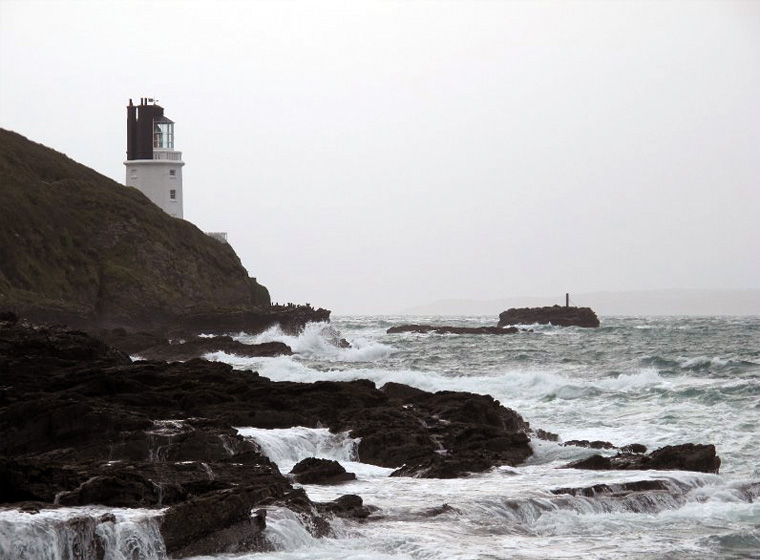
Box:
235;322;396;363
0;507;166;560
236;426;359;474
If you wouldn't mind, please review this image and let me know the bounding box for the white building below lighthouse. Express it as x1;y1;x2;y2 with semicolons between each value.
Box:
124;98;184;219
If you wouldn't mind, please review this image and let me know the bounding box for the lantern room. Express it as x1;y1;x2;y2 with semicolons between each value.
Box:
154;116;174;150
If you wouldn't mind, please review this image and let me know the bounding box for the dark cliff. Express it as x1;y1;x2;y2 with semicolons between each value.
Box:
0;128;273;332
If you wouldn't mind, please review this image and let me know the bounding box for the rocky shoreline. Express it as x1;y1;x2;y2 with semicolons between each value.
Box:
0;313;720;556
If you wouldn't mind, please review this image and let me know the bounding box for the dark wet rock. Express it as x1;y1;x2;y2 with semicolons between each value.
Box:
0;319;321;554
387;324;518;335
422;503;459;517
391;454;497;479
497;305;600;328
316;494;375;519
0;319;131;371
646;444;721;473
3;319;536;483
95;329;293;361
620;443;648;454
564;443;721;474
160;490;272;558
552;479;670;497
564;454;613;470
562;440;647;453
134;336;292;361
533;429;560;442
563;439;616;450
169;305;331;338
289;458;356;485
94;328;166;354
381;382;428;402
350;388;533;478
0;311;18;325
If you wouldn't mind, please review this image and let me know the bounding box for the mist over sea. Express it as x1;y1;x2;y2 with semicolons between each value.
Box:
3;315;758;559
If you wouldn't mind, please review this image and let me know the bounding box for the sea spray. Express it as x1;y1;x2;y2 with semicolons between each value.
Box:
233;321;396;363
237;427;359;474
0;508;166;560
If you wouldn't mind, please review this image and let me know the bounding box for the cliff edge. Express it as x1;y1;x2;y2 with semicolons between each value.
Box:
0;129;299;333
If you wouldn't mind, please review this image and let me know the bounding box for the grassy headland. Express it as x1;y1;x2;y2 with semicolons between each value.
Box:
0;128;271;332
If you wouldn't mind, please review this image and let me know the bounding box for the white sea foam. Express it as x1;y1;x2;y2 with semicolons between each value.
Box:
234;322;396;362
677;355;733;370
260;461;751;560
236;426;359;474
0;507;166;560
263;507;320;551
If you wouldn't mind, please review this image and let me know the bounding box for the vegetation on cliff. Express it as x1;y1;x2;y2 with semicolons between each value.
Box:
0;128;270;331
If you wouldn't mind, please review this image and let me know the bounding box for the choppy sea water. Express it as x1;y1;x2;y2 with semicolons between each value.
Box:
206;315;760;560
2;316;758;559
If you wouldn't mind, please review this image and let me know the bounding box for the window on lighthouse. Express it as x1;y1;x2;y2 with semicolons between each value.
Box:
153;122;174;149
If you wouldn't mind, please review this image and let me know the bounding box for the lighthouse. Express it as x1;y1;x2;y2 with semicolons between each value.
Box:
124;98;184;219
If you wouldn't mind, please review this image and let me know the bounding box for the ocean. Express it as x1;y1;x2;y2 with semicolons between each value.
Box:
3;315;759;559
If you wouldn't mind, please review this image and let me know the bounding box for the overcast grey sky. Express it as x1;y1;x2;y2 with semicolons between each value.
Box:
1;0;758;314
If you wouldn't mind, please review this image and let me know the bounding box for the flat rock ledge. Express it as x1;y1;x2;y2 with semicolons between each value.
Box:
98;331;293;361
387;325;519;335
498;305;600;328
563;443;721;474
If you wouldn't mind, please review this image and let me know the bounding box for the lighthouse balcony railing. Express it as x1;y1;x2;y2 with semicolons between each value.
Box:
153;150;182;161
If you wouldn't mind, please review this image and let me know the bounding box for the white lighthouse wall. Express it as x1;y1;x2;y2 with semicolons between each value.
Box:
125;159;184;219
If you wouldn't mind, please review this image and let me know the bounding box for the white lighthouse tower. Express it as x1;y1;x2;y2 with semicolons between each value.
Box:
124;98;184;219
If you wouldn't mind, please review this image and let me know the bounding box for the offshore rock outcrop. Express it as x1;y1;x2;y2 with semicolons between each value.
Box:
387;324;519;335
498;305;600;328
563;443;721;474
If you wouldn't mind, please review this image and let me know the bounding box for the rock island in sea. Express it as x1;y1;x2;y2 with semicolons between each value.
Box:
386;302;600;334
497;304;601;328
